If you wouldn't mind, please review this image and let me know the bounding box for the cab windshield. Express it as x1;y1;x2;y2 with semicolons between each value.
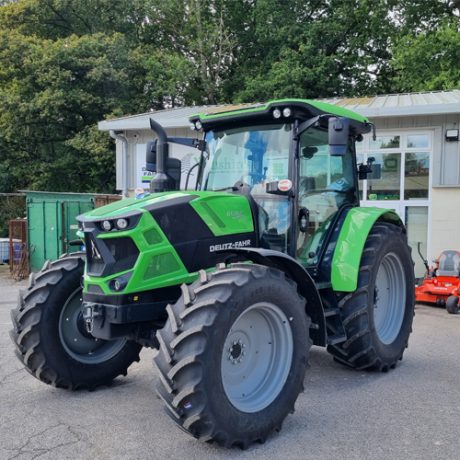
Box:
198;123;292;253
198;123;292;191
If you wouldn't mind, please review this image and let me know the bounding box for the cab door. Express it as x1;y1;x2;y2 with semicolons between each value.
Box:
296;127;357;266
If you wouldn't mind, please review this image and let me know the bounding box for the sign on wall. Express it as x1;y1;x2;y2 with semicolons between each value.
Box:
136;144;152;190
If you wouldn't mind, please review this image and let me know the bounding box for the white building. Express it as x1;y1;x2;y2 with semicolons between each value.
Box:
98;90;460;277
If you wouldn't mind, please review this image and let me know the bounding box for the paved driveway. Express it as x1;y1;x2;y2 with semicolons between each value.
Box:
0;265;459;459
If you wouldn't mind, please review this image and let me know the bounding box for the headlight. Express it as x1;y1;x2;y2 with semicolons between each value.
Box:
109;273;131;292
283;107;291;117
116;218;129;230
273;108;281;119
195;120;202;130
101;220;112;231
113;279;123;291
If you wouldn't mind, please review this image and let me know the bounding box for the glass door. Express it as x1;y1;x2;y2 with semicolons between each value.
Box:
358;131;432;278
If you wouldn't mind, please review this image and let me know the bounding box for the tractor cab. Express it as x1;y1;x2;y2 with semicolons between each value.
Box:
186;100;373;268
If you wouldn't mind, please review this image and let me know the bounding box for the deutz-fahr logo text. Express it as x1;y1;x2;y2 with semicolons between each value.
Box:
209;239;251;252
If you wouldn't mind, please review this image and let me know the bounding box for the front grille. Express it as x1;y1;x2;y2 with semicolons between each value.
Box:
85;233;139;276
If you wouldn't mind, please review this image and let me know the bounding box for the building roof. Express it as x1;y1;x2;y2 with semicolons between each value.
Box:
323;90;460;118
98;90;460;132
98;105;218;131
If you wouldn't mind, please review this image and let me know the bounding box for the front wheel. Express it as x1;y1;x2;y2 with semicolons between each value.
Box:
154;263;311;448
10;254;142;389
446;295;459;314
328;223;415;371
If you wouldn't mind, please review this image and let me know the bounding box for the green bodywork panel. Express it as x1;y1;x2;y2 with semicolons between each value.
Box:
79;191;254;295
190;194;253;236
83;210;192;295
83;191;183;219
192;99;369;125
331;207;402;292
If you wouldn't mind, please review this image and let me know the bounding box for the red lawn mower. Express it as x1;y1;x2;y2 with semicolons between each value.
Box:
415;243;460;314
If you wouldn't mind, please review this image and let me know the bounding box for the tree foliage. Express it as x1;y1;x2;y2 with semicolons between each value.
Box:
392;20;460;92
0;0;459;195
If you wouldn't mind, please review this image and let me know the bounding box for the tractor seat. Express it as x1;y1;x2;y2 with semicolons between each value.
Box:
437;250;460;277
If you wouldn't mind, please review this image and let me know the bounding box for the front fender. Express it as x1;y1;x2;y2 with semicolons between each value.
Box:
331;207;404;292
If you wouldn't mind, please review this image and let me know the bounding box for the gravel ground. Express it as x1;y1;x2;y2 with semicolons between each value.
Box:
0;264;459;460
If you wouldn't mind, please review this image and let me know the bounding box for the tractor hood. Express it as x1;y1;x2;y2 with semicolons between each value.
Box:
76;191;256;296
77;191;254;235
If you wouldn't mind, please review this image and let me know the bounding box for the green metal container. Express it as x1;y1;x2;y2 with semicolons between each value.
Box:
26;191;95;272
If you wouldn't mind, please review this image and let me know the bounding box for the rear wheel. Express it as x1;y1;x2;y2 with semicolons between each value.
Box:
10;254;141;389
446;295;459;314
328;223;415;371
154;263;311;448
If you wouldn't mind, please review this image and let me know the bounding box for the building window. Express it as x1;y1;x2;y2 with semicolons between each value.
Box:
370;135;400;149
368;152;401;200
358;131;431;203
404;152;429;199
359;130;432;278
407;134;429;149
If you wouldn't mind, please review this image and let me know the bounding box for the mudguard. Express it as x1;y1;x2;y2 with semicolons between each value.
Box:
331;207;404;292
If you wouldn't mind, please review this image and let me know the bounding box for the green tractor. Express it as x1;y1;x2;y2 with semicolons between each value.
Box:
11;100;415;448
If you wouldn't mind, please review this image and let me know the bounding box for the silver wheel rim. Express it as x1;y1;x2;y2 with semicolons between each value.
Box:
373;253;406;345
221;302;293;413
58;288;126;364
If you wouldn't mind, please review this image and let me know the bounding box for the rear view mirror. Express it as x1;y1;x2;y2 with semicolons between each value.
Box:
328;117;350;156
145;140;157;172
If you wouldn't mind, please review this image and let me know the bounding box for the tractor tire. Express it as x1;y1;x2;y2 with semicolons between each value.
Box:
10;254;141;390
446;295;459;314
327;223;415;371
153;263;311;448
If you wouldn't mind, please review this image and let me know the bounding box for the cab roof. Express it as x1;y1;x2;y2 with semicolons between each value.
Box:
190;99;372;135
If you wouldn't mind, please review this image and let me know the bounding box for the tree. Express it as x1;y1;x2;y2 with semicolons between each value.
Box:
232;0;401;101
392;20;460;92
0;0;192;193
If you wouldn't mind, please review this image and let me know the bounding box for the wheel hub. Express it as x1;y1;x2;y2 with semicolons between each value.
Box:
76;311;93;339
59;288;127;364
228;340;246;364
221;302;293;413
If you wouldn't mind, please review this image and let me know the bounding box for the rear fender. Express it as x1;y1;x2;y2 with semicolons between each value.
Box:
332;208;404;292
228;248;326;346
